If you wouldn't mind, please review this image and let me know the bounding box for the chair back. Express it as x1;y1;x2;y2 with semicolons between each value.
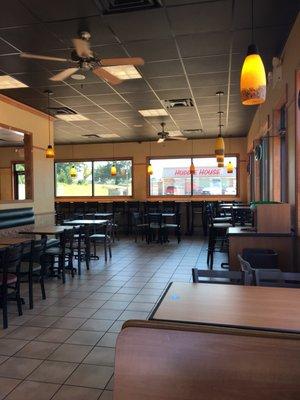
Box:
255;269;285;287
192;268;244;285
60;228;75;256
237;254;254;285
132;212;143;226
7;243;23;276
147;213;163;226
162;201;176;213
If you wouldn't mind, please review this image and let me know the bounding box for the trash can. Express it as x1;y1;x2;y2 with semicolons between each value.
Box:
242;248;278;269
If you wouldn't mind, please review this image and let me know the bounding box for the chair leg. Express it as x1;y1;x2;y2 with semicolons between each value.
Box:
40;276;46;300
16;293;23;316
108;243;112;258
28;269;34;310
60;255;66;284
2;288;8;329
104;242;107;262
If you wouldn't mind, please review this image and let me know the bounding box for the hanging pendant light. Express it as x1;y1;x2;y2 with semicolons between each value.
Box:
240;0;266;105
70;165;77;178
190;139;195;174
111;143;117;176
44;90;54;158
147;142;153;175
215;91;225;163
226;160;234;173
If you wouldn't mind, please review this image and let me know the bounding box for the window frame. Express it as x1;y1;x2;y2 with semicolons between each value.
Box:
54;157;134;198
147;154;240;198
12;162;26;200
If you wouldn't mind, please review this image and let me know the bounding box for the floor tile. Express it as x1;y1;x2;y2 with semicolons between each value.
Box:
66;330;105;346
0;377;20;400
48;344;93;363
65;308;96;318
107;320;124;333
0;339;29;356
118;310;149;320
96;333;118;348
24;316;59;328
101;301;129;311
99;391;113;400
15;341;59;359
66;364;113;389
52;317;86;330
91;309;122;320
28;360;78;384
126;302;155;312
5;380;60;400
0;357;42;379
36;328;74;343
51;385;102;400
83;347;115;366
79;319;112;332
7;327;46;341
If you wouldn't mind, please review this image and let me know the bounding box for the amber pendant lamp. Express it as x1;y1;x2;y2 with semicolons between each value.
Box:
240;0;266;105
69;145;77;178
190;139;195;175
147;141;153;175
215;91;225;167
45;90;54;158
111;143;117;176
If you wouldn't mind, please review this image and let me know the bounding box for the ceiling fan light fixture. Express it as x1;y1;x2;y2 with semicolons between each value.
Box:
71;73;86;80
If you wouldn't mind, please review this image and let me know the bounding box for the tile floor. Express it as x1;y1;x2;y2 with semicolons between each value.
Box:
0;236;226;400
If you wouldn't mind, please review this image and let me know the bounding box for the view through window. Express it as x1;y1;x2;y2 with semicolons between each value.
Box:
149;157;237;196
13;163;26;200
55;160;132;197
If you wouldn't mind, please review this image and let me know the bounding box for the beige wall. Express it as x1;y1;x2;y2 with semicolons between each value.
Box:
55;136;248;202
0;96;55;224
247;13;300;209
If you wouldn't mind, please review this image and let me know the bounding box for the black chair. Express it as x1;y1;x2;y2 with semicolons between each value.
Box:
73;225;91;274
90;221;113;262
0;244;23;329
164;212;181;243
132;212;148;243
45;229;75;284
127;201;140;234
145;201;160;214
192;268;244;285
20;237;48;309
147;213;166;244
191;201;204;235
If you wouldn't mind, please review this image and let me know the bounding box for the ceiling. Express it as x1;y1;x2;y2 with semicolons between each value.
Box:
0;0;298;144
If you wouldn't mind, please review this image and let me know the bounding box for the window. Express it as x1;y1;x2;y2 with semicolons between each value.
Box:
149;156;238;196
13;163;26;200
55;159;132;197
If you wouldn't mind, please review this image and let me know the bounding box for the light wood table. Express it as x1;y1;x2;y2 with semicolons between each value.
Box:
150;282;300;333
63;219;108;225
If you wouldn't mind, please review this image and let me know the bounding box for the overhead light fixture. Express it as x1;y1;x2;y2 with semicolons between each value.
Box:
215;91;225;164
102;65;142;80
56;114;89;121
70;164;77;178
71;74;86;81
226;160;234;174
0;75;28;89
190;140;195;175
45;90;54;159
147;142;153;175
240;0;266;105
138;109;168;117
111;143;117;176
168;130;183;137
98;133;120;138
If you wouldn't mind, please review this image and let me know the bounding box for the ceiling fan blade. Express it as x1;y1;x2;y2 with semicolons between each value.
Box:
93;67;122;85
72;38;92;58
49;68;79;81
100;57;145;66
20;52;69;62
168;136;187;141
157;138;165;143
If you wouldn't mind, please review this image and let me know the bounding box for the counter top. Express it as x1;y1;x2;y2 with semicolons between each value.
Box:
227;226;293;237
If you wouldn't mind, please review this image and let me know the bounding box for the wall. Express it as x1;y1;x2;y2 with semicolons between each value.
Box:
246;14;300;215
55;137;247;202
0;95;55;224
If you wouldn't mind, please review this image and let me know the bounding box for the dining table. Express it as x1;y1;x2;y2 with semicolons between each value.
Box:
150;282;300;334
0;236;33;245
19;224;74;236
63;219;108;226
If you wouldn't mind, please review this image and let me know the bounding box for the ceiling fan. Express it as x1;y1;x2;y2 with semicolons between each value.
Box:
20;31;144;85
157;122;187;143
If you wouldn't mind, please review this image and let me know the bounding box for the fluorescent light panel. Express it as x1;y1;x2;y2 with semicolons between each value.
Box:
168;130;183;136
56;114;89;121
102;65;142;80
98;133;120;138
138;109;168;117
0;75;28;89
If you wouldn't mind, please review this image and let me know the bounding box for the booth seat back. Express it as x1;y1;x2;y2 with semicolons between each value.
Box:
0;207;34;230
114;320;300;400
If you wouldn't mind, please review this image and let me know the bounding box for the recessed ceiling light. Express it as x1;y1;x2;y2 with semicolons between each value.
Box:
55;114;89;121
71;74;86;80
133;124;143;128
0;75;28;89
138;109;168;117
98;133;120;138
102;65;142;80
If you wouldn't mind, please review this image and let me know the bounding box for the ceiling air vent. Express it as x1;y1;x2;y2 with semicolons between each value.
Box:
162;98;194;109
182;129;203;135
96;0;162;14
48;107;76;116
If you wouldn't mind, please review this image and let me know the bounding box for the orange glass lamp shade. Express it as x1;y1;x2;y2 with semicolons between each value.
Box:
216;155;224;163
218;161;224;168
45;145;54;158
110;164;117;176
147;163;153;175
240;44;266;105
226;161;234;174
69;165;77;178
215;135;225;157
189;161;196;175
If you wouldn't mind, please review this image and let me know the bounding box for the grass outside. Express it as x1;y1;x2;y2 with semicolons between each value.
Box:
56;183;131;197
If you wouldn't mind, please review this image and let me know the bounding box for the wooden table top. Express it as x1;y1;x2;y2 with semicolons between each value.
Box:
64;219;108;225
150;282;300;333
0;237;32;245
20;225;73;235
